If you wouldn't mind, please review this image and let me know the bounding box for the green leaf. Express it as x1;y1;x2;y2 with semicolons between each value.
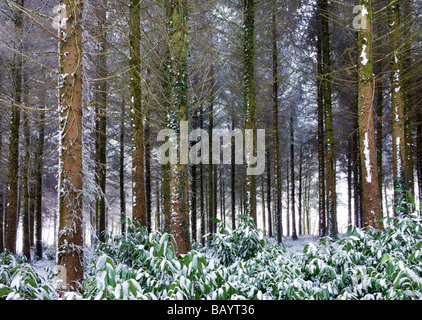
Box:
380;254;390;265
210;218;221;223
0;284;8;297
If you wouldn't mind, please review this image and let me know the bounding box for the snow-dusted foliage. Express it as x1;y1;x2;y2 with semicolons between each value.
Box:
1;213;422;300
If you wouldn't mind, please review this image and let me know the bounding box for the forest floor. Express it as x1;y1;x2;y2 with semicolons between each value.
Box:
30;233;348;277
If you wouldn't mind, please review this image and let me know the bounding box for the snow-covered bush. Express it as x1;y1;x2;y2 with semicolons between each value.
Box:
2;212;422;300
0;251;56;300
210;215;265;266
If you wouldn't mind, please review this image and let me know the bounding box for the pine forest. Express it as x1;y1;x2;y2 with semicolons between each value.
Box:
1;0;422;303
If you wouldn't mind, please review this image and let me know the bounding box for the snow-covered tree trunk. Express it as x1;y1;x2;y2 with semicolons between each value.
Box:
357;0;382;229
57;0;84;293
389;0;406;211
166;0;190;255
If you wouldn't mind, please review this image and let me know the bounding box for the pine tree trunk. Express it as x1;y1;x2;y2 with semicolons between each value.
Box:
298;146;303;236
167;0;190;255
34;103;45;259
290;116;298;240
272;5;281;242
95;1;107;241
130;0;146;226
145;107;152;233
357;0;382;229
347;137;353;232
389;0;406;211
402;0;414;200
243;0;257;223
200;105;206;244
208;66;215;234
57;0;84;293
5;0;24;254
231;116;236;230
316;12;326;237
416;106;422;208
266;150;272;237
155;180;161;230
375;62;383;215
321;0;336;238
22;106;31;260
120;102;126;235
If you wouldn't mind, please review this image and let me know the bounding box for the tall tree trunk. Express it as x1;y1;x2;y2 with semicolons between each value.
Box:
389;0;406;213
95;0;107;241
34;103;45;259
243;0;257;223
208;65;215;234
162;163;171;233
290;116;298;240
316;11;326;237
402;0;414;201
357;0;382;229
375;60;383;216
120;102;126;235
321;0;336;238
200;105;206;244
298;146;303;236
5;0;24;254
145;106;152;233
167;0;190;255
130;0;146;226
347;136;353;232
57;0;84;293
416;105;422;209
231;116;236;230
266;149;272;237
272;4;281;242
155;180;161;230
0;137;3;253
286;158;290;236
353;118;362;228
261;176;265;235
22;105;31;260
190;108;198;241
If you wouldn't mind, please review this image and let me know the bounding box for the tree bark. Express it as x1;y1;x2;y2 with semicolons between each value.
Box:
167;0;190;255
120;102;126;235
316;8;326;237
272;4;281;242
357;0;382;229
57;0;84;293
321;0;336;238
130;0;146;226
290;115;298;240
5;0;24;254
389;0;406;212
243;0;257;224
22;104;31;260
95;0;107;241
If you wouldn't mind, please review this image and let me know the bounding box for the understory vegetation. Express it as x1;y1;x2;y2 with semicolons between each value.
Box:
1;213;422;300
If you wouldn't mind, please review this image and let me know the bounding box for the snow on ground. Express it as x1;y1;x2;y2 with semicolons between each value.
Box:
266;233;348;256
31;259;55;279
